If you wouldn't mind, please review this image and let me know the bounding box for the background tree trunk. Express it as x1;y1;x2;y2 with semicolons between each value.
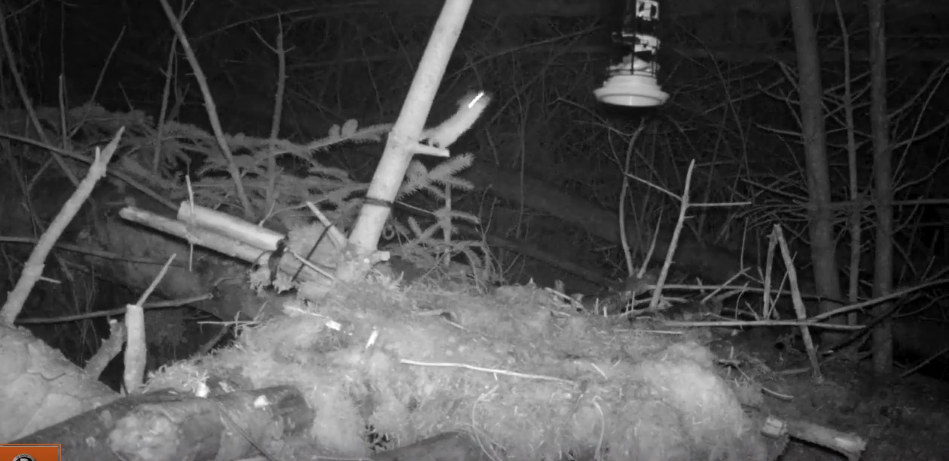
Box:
788;0;845;342
868;0;894;374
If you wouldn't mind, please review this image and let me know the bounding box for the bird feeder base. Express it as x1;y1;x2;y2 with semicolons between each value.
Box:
595;73;669;107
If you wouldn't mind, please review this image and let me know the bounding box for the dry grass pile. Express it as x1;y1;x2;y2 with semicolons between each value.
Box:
145;276;770;461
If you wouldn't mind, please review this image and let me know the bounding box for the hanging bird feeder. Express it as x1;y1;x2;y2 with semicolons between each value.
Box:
595;0;669;107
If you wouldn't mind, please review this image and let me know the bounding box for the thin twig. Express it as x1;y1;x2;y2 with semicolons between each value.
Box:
15;294;212;324
637;212;661;280
72;26;125;139
812;277;949;322
773;224;823;381
899;346;949;379
618;121;645;276
401;359;575;385
0;2;78;186
263;17;287;214
153;23;179;173
667;319;861;331
648;160;696;311
156;0;255;219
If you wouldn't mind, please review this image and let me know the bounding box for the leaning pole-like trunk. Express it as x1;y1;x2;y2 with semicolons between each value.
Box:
336;0;474;282
867;0;894;373
787;0;844;341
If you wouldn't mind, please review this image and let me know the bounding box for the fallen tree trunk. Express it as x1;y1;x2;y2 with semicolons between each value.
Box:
12;385;313;461
16;176;293;323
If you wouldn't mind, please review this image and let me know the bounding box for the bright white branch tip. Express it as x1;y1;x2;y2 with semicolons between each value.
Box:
421;90;493;149
467;91;486;108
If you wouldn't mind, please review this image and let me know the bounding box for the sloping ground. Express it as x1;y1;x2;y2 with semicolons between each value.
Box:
776;368;949;460
708;327;949;460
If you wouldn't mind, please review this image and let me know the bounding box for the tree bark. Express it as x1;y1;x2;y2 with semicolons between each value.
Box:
868;0;894;374
788;0;845;341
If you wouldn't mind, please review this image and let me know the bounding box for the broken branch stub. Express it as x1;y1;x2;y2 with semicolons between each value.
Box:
338;0;474;282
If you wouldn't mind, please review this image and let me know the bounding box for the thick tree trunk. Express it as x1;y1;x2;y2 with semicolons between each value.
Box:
868;0;894;374
788;0;844;343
